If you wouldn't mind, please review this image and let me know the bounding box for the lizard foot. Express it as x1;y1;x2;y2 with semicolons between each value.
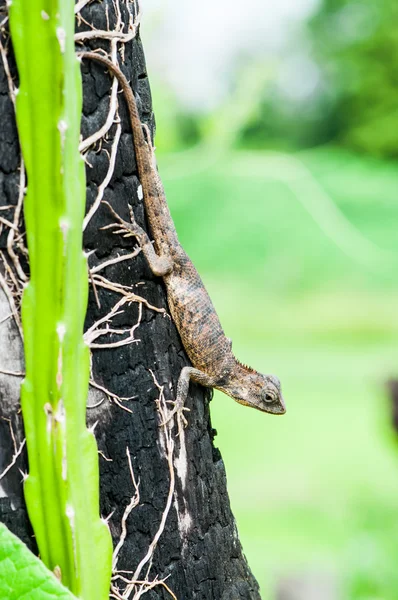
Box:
102;201;173;277
162;399;191;428
102;201;142;237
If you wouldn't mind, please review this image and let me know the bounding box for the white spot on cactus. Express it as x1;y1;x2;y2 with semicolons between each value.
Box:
58;120;67;134
44;403;53;437
55;399;66;423
58;119;68;148
137;185;143;200
41;10;49;20
57;322;66;342
66;504;75;529
56;27;66;53
59;218;69;246
56;348;63;389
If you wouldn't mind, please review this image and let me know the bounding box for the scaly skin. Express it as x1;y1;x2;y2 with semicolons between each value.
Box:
81;52;286;418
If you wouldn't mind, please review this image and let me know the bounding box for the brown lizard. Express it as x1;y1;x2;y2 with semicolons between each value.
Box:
80;51;286;421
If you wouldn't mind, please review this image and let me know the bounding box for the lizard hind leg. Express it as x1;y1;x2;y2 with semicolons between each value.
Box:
102;200;173;276
165;366;216;428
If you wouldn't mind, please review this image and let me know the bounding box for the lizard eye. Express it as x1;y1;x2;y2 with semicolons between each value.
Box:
264;392;276;403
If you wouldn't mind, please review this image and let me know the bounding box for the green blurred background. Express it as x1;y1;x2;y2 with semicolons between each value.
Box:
143;1;398;597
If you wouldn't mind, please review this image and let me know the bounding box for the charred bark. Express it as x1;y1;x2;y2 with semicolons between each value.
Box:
0;2;261;598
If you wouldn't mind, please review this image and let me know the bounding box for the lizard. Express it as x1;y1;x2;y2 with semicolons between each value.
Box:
80;51;286;422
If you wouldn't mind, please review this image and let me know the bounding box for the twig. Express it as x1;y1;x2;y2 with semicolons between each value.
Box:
122;372;176;599
0;439;26;482
90;249;141;274
7;159;27;282
0;33;27;283
0;368;24;377
83;123;122;230
113;575;177;600
75;29;138;43
2;417;17;453
79;46;119;153
99;451;113;462
0;313;12;326
89;378;137;404
113;447;140;569
89;378;135;413
88;262;101;309
85;295;143;349
113;397;133;414
91;274;166;314
0;216;17;230
87;396;106;409
74;0;93;14
0;30;17;104
0;266;23;339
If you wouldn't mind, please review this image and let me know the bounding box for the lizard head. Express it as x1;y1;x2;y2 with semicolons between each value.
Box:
218;370;286;415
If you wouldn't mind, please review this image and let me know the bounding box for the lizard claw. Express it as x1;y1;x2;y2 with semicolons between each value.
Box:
102;201;141;237
100;223;135;237
162;400;190;428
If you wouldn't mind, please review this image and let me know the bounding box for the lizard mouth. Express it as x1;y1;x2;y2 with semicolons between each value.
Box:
270;398;286;415
260;393;286;415
216;386;286;415
234;395;286;415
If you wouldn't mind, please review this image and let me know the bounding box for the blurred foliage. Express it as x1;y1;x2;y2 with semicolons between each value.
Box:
150;3;398;595
164;146;397;291
158;145;398;598
307;0;398;158
151;83;201;152
240;0;398;156
153;62;275;154
154;0;398;158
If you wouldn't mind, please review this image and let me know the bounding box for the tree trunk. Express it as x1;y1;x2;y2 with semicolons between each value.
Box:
0;2;261;598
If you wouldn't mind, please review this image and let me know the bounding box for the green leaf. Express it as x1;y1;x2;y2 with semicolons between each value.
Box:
0;523;78;600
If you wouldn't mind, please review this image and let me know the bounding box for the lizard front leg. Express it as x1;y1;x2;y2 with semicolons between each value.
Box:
166;366;217;427
103;201;173;276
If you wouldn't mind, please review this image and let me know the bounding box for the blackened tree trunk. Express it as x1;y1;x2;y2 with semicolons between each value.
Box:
0;1;261;598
